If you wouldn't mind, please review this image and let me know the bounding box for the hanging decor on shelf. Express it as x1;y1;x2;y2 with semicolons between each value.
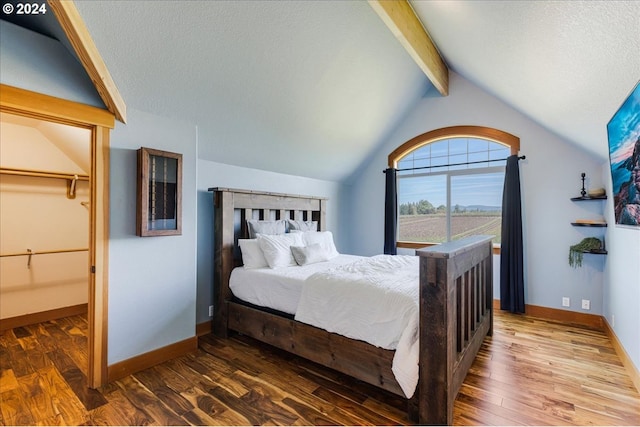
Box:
568;237;604;268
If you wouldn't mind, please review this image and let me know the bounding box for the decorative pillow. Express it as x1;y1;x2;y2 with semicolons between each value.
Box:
287;219;318;232
301;231;339;259
257;232;305;268
247;219;286;239
238;239;268;269
290;244;330;266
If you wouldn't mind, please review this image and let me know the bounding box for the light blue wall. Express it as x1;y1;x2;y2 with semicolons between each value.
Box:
601;163;640;370
196;160;348;324
107;109;197;363
1;23;198;365
0;20;104;109
345;72;607;316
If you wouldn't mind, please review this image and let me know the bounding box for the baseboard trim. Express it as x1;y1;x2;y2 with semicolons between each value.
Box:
0;303;88;332
602;318;640;393
524;304;604;330
493;300;603;330
107;336;197;382
196;320;212;337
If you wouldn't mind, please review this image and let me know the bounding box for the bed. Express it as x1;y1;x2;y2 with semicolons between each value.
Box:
210;187;493;424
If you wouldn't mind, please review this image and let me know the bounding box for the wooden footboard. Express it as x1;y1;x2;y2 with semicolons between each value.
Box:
210;188;493;425
416;236;493;425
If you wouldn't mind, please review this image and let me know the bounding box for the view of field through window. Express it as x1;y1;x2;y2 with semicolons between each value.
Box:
397;138;508;244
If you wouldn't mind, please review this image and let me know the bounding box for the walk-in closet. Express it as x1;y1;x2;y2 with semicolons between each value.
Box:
0;111;91;373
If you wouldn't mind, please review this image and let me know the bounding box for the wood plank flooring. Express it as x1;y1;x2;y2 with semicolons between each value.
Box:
1;311;639;425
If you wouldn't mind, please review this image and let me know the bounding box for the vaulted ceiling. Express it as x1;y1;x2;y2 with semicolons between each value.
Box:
71;0;432;182
411;0;640;161
3;1;639;182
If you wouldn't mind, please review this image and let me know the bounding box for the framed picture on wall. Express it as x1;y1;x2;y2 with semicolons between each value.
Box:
606;81;640;228
137;147;183;236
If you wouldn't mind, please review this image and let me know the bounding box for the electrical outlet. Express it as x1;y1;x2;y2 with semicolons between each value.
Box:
562;297;570;307
581;299;590;310
611;314;615;327
208;305;214;317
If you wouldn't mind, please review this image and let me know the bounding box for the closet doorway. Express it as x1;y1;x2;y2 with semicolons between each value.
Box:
0;84;114;388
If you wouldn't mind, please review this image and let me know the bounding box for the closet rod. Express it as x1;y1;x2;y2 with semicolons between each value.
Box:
0;167;89;181
0;248;88;258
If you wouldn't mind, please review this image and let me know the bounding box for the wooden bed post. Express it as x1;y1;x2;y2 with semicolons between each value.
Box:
213;189;234;337
319;199;327;231
417;236;493;425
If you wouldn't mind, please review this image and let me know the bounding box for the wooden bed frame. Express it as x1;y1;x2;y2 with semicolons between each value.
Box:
210;187;493;425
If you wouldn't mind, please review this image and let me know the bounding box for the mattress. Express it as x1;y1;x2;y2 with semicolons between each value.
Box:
231;253;421;398
295;254;420;398
229;254;363;315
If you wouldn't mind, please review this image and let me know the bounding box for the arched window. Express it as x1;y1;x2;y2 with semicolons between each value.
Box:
389;126;519;248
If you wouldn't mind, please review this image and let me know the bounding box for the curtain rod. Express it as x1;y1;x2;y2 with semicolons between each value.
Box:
384;155;526;173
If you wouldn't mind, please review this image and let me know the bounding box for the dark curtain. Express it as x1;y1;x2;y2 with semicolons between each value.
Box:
500;155;525;313
384;168;398;255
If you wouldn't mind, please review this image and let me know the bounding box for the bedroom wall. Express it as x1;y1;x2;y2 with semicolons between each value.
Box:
2;21;198;365
108;109;197;364
0;120;89;319
0;20;104;109
345;71;607;317
196;160;348;324
601;162;640;371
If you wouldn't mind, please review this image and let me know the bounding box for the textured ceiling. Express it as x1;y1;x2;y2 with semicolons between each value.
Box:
7;1;636;180
411;0;640;161
72;0;431;182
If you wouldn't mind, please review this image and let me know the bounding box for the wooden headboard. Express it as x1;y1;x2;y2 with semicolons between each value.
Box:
208;187;327;335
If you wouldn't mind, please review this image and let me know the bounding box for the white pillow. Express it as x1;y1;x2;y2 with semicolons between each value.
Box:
301;231;339;259
247;219;286;239
287;219;318;232
257;233;304;268
291;244;330;266
238;239;268;269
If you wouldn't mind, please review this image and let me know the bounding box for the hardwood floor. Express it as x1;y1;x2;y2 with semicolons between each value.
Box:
1;311;639;425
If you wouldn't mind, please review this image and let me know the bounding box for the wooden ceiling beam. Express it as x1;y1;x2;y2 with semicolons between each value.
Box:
48;0;127;123
368;0;449;96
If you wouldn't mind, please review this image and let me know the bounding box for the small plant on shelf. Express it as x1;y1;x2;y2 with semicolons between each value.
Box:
568;237;604;268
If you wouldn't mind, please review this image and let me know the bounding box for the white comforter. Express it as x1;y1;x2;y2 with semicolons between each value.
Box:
294;254;420;398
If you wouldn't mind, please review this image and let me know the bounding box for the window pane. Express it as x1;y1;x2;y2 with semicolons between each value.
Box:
448;138;467;156
398;174;447;243
430;140;448;158
468;138;489;153
468;150;489;168
449;153;467;170
396;136;509;246
489;142;510;166
450;172;504;243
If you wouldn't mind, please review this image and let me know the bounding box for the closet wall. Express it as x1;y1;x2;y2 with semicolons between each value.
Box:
0;113;90;321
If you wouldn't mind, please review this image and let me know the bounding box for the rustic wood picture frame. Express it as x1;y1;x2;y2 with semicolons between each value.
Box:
137;147;182;237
